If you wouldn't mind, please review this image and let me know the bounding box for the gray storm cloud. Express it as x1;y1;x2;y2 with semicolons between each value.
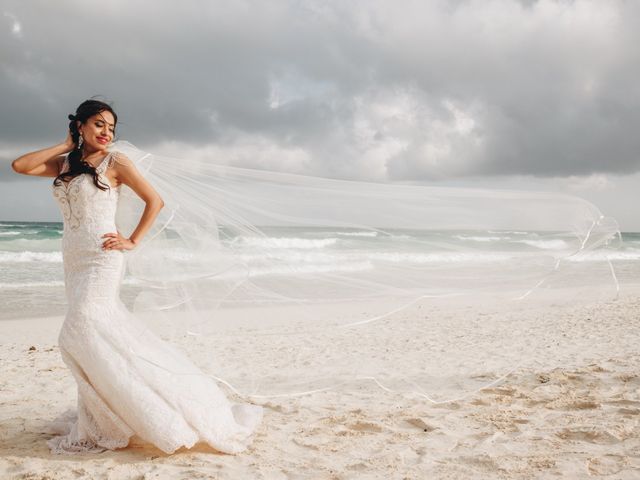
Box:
1;0;639;184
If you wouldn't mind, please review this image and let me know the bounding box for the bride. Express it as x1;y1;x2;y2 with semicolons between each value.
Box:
11;99;263;455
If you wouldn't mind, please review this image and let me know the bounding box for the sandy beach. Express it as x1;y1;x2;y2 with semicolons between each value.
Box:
1;285;639;479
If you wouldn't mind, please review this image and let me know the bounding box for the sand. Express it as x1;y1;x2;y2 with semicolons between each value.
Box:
1;286;639;479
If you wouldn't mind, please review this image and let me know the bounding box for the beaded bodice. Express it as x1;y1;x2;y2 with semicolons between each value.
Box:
52;151;120;245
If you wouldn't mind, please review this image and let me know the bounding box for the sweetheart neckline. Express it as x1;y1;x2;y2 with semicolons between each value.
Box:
56;174;122;191
56;151;120;191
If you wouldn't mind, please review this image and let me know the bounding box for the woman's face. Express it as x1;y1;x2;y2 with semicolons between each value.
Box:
77;111;116;152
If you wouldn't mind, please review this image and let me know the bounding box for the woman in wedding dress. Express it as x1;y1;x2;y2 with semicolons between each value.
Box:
11;99;263;455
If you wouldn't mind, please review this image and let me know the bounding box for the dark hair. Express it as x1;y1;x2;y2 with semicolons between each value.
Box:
53;98;118;191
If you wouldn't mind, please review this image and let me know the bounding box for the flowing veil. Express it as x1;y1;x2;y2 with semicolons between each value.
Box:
109;139;621;403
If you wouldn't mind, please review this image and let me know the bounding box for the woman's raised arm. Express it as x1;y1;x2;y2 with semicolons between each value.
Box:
12;132;74;177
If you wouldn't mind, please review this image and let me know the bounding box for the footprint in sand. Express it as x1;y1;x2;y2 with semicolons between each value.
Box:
587;455;628;476
347;421;384;433
556;428;621;445
405;417;437;432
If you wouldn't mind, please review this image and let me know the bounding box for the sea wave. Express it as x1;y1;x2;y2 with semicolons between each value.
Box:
238;250;516;264
0;281;65;288
454;235;506;242
515;239;569;250
367;251;514;263
247;261;374;277
487;230;531;235
233;237;339;249
567;250;640;262
335;231;379;237
0;251;62;263
0;278;142;288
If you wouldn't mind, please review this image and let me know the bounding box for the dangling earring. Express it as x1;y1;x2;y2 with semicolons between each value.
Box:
78;134;83;148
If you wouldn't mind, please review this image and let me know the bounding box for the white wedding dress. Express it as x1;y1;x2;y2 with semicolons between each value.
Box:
47;150;263;455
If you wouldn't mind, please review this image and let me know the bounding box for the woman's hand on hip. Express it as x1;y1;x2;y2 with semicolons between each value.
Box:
101;232;136;251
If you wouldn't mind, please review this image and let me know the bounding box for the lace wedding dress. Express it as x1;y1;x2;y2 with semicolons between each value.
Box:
47;150;263;455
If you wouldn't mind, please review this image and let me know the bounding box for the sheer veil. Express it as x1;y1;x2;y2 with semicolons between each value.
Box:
109;139;621;403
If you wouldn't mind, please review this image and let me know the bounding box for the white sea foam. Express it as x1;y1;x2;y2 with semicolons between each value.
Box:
246;261;374;277
313;230;380;237
488;230;531;235
335;231;379;237
367;251;514;263
234;236;339;249
239;250;516;265
0;281;65;288
515;239;569;250
454;235;505;242
567;249;640;262
0;277;144;288
0;251;62;263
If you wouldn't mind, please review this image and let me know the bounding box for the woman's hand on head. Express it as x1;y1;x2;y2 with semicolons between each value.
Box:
101;232;136;251
63;130;75;153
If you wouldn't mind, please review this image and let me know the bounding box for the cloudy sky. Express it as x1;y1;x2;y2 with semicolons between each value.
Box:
1;0;639;229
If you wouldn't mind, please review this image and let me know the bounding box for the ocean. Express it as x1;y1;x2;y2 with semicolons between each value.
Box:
1;221;639;320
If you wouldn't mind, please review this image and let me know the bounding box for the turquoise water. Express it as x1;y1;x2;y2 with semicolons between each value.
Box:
1;221;639;320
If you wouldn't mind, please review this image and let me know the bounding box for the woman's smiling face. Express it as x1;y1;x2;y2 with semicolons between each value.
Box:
77;111;116;152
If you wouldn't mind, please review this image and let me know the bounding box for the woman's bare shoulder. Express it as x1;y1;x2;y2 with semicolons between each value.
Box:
110;150;134;168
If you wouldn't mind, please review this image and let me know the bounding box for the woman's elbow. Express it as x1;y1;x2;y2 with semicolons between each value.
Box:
144;197;164;211
11;159;25;174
